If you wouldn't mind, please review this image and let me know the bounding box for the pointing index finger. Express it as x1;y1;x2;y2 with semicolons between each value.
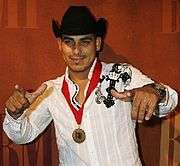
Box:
111;89;134;101
15;84;26;95
32;84;47;98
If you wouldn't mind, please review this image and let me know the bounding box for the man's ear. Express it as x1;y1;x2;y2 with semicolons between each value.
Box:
57;39;62;51
96;37;102;51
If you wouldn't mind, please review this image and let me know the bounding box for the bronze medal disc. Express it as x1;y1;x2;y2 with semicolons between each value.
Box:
72;128;86;143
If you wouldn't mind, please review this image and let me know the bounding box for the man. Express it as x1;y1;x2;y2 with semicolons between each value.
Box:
3;6;178;166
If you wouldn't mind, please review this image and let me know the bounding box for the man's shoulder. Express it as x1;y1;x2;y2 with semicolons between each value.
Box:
43;75;64;88
102;61;132;73
102;61;131;67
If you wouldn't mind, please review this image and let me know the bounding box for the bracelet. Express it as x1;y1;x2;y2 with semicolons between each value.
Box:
5;107;24;120
151;83;166;102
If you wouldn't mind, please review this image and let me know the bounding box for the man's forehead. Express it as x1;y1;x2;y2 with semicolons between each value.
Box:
61;34;95;39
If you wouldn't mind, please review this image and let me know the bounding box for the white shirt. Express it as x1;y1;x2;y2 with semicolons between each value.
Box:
3;60;178;166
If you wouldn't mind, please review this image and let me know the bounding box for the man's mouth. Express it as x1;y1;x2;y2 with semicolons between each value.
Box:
70;56;85;62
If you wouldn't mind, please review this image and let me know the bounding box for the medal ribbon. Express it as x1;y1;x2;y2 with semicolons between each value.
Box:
61;59;102;125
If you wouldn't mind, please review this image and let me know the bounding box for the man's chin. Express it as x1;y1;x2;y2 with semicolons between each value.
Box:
68;65;89;73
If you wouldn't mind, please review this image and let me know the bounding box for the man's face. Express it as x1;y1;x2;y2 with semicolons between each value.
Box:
58;34;101;73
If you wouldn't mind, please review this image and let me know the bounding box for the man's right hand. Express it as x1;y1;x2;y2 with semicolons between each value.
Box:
5;84;47;119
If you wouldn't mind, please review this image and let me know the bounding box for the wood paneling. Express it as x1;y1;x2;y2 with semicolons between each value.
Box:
0;0;179;166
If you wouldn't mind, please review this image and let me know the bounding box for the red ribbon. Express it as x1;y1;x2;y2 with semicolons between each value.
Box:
61;59;102;125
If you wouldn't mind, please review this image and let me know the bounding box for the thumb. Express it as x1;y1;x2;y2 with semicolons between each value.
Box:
111;89;134;102
25;84;47;104
15;84;26;95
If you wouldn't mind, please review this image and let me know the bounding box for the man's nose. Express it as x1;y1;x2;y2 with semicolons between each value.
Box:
73;43;81;55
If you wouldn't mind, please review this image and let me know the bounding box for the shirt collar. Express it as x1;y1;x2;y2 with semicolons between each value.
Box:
65;58;98;84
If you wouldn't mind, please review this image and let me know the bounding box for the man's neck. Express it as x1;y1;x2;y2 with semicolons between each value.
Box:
69;69;90;84
68;69;90;105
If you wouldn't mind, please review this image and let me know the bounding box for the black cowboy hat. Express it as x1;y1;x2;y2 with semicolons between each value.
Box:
52;6;107;38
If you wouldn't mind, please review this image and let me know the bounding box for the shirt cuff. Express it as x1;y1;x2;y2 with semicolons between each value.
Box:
4;110;27;132
154;85;178;117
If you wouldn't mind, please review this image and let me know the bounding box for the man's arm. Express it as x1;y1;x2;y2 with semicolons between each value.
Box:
3;84;53;144
111;65;178;122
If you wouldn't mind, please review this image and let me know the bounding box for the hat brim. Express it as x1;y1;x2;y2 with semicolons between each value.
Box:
52;18;107;38
52;19;61;38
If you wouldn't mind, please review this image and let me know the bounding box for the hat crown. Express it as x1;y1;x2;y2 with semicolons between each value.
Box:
52;6;107;38
60;6;96;35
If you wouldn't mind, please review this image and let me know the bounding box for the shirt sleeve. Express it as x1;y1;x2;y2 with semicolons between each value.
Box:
124;65;178;117
124;65;154;90
3;85;53;144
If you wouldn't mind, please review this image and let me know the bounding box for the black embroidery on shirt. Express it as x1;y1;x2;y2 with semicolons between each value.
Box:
95;63;132;108
100;75;106;83
104;63;132;108
95;75;106;104
120;72;131;84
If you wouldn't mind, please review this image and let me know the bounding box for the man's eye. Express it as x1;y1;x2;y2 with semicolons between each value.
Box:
63;39;74;46
81;40;91;46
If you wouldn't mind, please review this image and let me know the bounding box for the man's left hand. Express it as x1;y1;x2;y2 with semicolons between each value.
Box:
111;85;161;123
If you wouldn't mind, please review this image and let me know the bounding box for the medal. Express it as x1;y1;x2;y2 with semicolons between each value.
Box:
72;128;86;143
61;59;102;143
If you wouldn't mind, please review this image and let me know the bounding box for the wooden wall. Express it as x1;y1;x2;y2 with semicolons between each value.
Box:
0;0;179;166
